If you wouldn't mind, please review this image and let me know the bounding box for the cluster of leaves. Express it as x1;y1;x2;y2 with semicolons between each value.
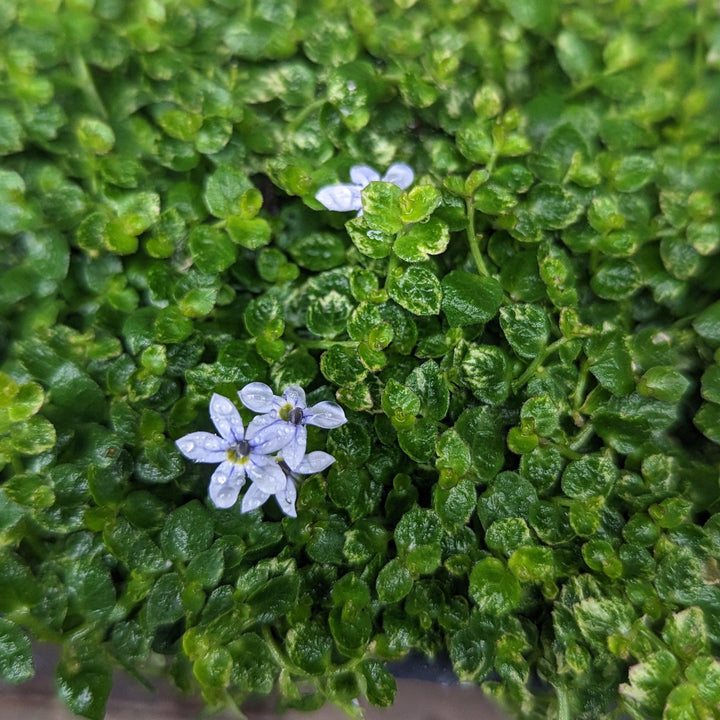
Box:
2;1;720;719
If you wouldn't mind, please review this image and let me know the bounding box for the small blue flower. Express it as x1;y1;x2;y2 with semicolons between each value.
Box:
315;163;414;215
239;382;347;471
241;450;336;518
175;393;287;510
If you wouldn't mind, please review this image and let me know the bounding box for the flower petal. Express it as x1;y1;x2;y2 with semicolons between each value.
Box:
282;385;306;409
175;432;228;462
241;483;270;514
350;165;380;187
280;425;307;471
238;382;280;414
247;417;296;454
295;451;336;475
208;461;245;509
246;457;287;494
276;477;297;518
209;393;244;443
305;401;347;429
382;163;414;190
315;184;362;212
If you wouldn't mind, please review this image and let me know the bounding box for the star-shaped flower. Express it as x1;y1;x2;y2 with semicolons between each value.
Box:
175;393;287;510
315;163;414;214
239;382;347;471
241;450;336;517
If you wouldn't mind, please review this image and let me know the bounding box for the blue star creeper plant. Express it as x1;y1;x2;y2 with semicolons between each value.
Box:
175;387;345;515
4;3;720;720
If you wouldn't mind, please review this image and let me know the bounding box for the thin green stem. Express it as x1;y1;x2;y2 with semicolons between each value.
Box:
572;360;590;411
262;627;308;678
70;52;107;119
569;422;595;453
512;337;569;392
465;195;489;277
286;97;327;133
556;684;571;720
540;439;583;462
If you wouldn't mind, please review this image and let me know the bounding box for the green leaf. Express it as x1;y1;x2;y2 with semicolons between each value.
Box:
290;232;346;270
406;361;449;421
441;271;503;327
188;225;237;273
381;379;420;431
528;183;584;229
361;181;404;234
638;366;690;403
620;650;679;718
685;656;720;706
387;265;442;316
145;572;184;628
0;618;34;684
561;453;618;499
694;301;720;347
204;167;253;219
695;402;720;445
485;518;533;557
585;331;635;396
306;291;353;338
193;647;232;688
56;647;112;720
346;216;393;259
460;345;510;405
434;478;476;533
376;558;413;603
321;345;367;386
226;216;272;249
469;558;521;615
361;659;396;707
499;304;550;359
394;507;443;576
398;417;438;463
393;218;449;262
160;501;214;562
286;622;332;676
662;608;708;663
400;185;442;223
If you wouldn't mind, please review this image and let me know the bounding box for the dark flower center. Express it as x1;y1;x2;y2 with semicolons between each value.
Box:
235;440;251;456
288;407;304;425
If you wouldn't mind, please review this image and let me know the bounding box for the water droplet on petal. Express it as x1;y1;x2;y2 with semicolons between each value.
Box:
271;409;278;418
184;440;195;452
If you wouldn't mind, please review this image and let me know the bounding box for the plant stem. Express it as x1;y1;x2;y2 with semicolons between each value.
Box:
569;422;595;453
70;52;108;119
286;97;327;133
465;194;489;277
556;684;571;720
512;337;569;392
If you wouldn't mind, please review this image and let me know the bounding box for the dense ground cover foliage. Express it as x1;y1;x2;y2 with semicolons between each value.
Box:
2;1;720;718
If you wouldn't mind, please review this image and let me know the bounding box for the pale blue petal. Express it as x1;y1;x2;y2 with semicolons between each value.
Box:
315;184;362;212
282;385;306;409
176;432;228;462
280;426;306;471
238;382;280;414
350;165;380;187
305;401;347;429
208;461;245;509
382;163;414;189
246;457;287;494
295;451;336;475
241;483;270;514
209;393;244;443
276;478;297;518
247;417;296;454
